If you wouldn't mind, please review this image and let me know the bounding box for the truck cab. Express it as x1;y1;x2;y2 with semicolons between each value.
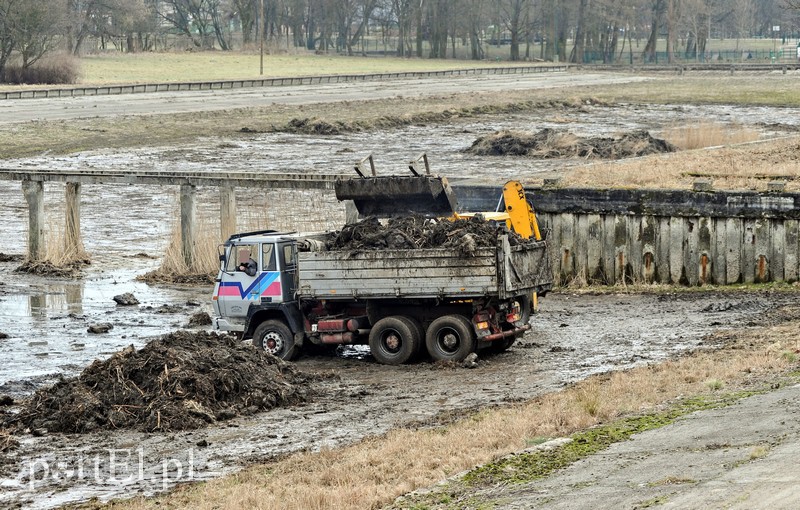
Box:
212;231;298;333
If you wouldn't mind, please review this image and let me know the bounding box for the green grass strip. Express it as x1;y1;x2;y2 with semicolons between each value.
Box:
463;391;762;487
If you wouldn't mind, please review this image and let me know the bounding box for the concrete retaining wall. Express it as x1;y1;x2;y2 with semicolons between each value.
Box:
454;186;800;286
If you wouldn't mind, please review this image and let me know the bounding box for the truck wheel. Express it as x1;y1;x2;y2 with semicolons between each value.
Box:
254;320;299;361
425;315;476;362
368;316;418;365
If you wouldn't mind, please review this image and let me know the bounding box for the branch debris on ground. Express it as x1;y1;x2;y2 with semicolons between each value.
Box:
8;331;319;433
325;214;526;255
466;128;676;159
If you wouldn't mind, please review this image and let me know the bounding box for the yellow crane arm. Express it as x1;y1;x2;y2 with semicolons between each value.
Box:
502;181;541;241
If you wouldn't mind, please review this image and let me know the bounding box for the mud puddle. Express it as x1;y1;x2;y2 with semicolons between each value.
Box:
2;290;798;509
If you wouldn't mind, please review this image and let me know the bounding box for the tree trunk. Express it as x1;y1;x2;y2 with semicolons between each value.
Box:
572;0;588;63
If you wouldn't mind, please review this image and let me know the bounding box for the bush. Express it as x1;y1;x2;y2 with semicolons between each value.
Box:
0;54;80;85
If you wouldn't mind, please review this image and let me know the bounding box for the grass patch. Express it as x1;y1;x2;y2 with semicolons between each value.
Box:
99;309;800;510
662;121;760;150
749;445;770;461
560;136;800;192
0;52;533;89
461;391;759;487
636;495;670;508
648;476;697;487
588;75;800;108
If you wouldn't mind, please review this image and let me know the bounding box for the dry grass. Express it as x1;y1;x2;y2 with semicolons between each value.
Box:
559;135;800;192
143;189;344;280
662;121;760;150
106;308;800;510
0;51;532;90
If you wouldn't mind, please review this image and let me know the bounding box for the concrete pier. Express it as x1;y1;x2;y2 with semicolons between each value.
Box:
2;168;345;265
21;181;45;261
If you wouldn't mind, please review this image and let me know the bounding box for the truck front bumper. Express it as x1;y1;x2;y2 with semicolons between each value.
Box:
213;317;244;333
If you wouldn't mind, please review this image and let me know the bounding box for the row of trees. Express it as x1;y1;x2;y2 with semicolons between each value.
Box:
1;0;799;74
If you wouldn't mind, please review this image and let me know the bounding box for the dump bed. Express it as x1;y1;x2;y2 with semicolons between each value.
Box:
297;235;552;300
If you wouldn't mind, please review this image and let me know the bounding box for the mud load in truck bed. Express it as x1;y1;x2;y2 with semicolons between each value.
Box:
298;214;552;300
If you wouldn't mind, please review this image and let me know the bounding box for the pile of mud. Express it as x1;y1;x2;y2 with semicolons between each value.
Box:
466;128;676;159
326;215;525;254
136;270;216;285
273;99;610;136
14;259;88;278
10;331;316;433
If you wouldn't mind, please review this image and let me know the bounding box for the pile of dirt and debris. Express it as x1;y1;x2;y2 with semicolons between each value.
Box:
14;259;89;278
326;215;526;255
466;128;676;159
0;253;23;263
9;331;317;433
136;270;216;285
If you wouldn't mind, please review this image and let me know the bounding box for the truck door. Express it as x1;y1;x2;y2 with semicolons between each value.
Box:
278;242;297;303
218;243;261;318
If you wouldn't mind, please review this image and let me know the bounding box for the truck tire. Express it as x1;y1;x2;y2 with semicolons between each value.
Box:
368;316;418;365
254;320;299;361
425;315;475;362
398;316;425;357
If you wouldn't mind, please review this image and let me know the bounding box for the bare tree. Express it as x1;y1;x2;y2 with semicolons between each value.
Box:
13;0;68;67
155;0;233;49
731;0;754;51
463;0;487;59
67;0;150;55
0;0;18;74
330;0;378;55
501;0;531;61
233;0;257;44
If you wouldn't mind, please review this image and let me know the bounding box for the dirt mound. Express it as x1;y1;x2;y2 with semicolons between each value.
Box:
466;128;676;159
10;331;317;433
326;215;525;255
0;253;23;263
14;259;88;278
136;270;215;285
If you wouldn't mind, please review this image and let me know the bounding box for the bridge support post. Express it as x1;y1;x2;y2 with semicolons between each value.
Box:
65;182;85;259
180;184;196;269
220;184;236;241
21;180;45;261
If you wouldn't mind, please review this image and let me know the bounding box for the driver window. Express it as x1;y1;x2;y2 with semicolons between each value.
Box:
262;243;277;271
226;244;258;273
283;244;295;266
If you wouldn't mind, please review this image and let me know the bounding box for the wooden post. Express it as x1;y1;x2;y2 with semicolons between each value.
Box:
180;184;196;269
220;184;237;241
21;180;45;261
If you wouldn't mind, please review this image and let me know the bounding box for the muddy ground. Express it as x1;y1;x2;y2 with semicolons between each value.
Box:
1;288;798;508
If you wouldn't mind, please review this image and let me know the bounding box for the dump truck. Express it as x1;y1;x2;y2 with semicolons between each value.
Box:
211;166;552;365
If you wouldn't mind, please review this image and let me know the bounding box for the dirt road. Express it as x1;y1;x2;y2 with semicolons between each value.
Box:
464;383;800;509
0;72;651;124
